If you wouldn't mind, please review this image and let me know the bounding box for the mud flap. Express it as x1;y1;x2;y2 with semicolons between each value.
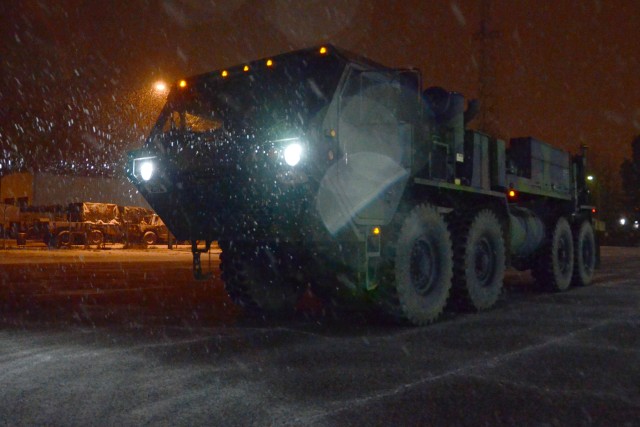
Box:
192;240;214;280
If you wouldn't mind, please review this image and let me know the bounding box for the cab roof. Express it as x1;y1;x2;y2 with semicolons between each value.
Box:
174;44;392;89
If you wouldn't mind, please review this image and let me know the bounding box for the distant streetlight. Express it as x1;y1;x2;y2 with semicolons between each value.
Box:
153;81;168;94
587;175;595;181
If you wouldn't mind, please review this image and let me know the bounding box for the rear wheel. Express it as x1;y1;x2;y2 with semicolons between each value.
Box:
385;204;453;325
573;220;596;286
451;210;505;311
219;241;304;317
88;230;104;246
532;217;574;292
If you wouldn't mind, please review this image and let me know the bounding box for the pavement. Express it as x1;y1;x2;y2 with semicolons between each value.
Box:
0;245;639;426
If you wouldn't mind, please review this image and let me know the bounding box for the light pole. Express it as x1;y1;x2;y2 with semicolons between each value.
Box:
586;175;600;209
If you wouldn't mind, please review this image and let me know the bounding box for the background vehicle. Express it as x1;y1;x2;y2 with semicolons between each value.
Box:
139;213;173;246
127;45;598;325
49;202;122;247
122;206;173;246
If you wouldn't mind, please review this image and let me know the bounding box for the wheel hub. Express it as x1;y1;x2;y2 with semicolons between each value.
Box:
474;237;495;285
558;235;571;275
410;237;438;296
582;237;594;273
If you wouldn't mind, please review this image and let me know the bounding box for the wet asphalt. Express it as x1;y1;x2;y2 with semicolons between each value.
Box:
0;245;639;426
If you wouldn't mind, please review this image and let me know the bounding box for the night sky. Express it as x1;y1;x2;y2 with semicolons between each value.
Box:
1;0;638;188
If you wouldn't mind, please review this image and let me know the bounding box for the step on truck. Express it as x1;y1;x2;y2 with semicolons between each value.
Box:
126;45;597;325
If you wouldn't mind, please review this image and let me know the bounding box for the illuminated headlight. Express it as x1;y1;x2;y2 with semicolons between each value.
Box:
634;221;639;229
133;157;157;181
283;143;303;166
619;218;627;226
140;161;154;181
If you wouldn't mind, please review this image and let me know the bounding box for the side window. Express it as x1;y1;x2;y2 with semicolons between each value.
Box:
340;71;399;125
338;69;407;165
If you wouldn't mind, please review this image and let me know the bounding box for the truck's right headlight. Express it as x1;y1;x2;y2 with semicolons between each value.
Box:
283;143;303;166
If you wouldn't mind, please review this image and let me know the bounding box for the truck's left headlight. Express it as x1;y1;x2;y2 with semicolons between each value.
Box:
139;161;154;181
133;157;157;181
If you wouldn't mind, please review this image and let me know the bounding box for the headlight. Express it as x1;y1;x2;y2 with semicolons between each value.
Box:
133;157;157;181
140;161;154;181
283;143;303;166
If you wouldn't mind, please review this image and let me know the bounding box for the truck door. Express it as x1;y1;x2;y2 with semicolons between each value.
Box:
316;67;417;234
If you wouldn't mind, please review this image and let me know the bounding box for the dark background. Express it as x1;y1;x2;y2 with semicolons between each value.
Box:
1;1;638;201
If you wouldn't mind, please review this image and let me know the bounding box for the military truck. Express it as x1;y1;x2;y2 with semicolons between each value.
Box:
126;45;597;325
139;213;173;246
121;206;173;246
50;202;122;247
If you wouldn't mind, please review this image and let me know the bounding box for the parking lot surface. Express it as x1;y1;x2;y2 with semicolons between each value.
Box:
0;245;639;426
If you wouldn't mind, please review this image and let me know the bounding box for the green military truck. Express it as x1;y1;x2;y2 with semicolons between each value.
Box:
127;45;597;325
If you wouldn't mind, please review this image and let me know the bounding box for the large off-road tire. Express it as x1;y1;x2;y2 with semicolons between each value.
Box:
532;217;574;292
219;241;303;317
143;231;158;246
385;204;453;325
572;220;596;286
451;209;505;311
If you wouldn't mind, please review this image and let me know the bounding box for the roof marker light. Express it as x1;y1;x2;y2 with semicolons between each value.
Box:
266;59;273;67
243;65;250;72
508;189;517;199
179;80;187;88
221;70;228;77
319;46;328;55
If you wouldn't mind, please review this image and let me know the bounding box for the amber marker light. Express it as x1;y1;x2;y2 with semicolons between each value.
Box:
372;227;380;235
266;59;273;67
319;46;328;55
179;80;187;88
221;70;228;77
508;189;517;199
243;65;250;72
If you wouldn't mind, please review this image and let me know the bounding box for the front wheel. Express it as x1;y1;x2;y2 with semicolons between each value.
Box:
391;204;453;325
143;231;158;246
56;231;71;248
219;242;304;317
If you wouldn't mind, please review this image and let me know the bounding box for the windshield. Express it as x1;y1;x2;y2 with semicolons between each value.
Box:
148;54;345;147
